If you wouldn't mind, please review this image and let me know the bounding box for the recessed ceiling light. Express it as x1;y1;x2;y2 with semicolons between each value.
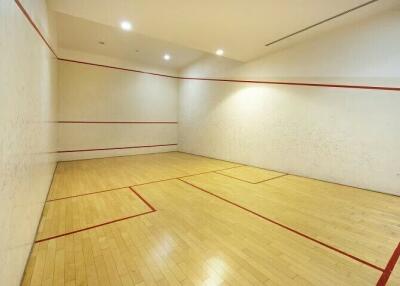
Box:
120;21;132;31
164;54;171;61
216;49;224;56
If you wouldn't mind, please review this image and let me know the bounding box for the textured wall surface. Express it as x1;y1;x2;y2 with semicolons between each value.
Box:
0;0;58;285
179;9;400;195
57;57;179;161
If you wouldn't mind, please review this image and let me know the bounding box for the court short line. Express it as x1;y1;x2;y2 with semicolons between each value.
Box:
178;178;385;272
46;165;243;201
46;186;130;202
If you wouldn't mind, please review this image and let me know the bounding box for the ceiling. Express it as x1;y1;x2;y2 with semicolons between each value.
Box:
49;0;400;68
55;12;205;69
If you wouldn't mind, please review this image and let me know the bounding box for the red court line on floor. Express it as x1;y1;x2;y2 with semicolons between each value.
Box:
58;120;178;124
46;186;130;202
215;171;288;184
57;143;178;153
46;166;243;202
130;187;157;211
178;178;385;272
377;242;400;286
36;188;156;243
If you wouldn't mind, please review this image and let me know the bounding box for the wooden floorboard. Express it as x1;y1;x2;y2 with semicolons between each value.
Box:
22;152;400;286
48;152;241;201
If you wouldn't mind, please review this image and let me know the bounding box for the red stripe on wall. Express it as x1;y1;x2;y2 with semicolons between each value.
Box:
15;0;400;93
14;0;57;57
59;58;400;92
58;58;179;79
57;143;178;153
57;120;178;124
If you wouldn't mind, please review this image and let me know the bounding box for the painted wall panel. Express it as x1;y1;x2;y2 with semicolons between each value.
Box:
57;56;179;160
179;9;400;195
0;1;58;285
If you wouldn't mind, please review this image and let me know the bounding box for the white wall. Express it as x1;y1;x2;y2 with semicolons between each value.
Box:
0;0;58;285
57;49;179;160
179;9;400;196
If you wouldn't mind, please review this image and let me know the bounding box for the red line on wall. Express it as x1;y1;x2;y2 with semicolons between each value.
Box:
15;0;400;93
376;242;400;286
180;76;400;92
58;58;179;79
36;188;157;243
178;178;385;272
14;0;57;58
58;120;178;124
57;143;178;153
59;58;400;92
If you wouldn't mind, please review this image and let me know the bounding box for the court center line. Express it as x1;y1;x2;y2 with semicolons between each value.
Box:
178;178;385;272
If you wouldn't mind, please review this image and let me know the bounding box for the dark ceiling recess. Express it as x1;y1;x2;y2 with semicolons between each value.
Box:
265;0;379;47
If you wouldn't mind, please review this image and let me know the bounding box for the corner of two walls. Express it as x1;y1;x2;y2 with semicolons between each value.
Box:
0;0;58;285
177;9;400;196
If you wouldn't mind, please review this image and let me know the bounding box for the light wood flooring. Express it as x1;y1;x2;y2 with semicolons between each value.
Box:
22;152;400;286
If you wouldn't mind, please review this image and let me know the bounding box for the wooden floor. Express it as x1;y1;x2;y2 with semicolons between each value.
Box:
22;152;400;286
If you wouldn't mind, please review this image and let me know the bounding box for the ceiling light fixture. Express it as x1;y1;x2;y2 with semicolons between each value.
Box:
120;21;132;31
164;54;171;61
216;49;224;56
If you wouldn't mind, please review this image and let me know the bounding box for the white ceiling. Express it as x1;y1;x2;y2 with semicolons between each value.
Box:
49;0;400;67
55;12;205;69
